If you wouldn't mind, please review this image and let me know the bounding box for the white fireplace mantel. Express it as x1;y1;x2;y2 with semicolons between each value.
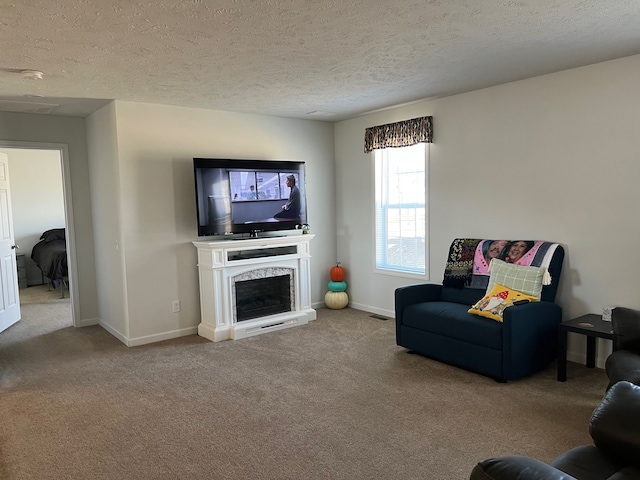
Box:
193;234;316;341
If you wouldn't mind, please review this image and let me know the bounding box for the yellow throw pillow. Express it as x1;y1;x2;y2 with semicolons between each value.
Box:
468;283;538;322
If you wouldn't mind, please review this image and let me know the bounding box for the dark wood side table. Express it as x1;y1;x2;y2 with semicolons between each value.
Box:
557;313;613;381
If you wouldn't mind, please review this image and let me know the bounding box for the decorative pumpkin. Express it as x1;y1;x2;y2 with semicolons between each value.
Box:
325;291;349;309
330;262;345;282
327;281;347;292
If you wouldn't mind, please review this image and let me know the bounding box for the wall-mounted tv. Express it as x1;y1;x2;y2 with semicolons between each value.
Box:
193;158;307;237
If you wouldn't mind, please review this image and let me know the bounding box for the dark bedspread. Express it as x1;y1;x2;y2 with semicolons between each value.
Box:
31;239;68;288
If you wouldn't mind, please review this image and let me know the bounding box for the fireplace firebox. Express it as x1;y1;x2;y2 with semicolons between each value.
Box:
235;274;291;321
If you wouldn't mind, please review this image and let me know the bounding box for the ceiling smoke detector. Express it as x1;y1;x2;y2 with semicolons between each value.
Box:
21;70;44;80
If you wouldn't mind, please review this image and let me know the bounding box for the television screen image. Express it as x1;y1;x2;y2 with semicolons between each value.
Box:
193;158;307;237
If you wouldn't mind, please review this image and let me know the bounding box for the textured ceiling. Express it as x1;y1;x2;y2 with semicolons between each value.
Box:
1;0;640;120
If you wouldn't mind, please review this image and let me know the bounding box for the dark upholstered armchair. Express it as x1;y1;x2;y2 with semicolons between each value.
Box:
395;240;564;381
605;307;640;390
469;381;640;480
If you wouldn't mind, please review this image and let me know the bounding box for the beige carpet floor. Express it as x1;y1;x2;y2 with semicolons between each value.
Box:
0;301;608;479
19;283;72;306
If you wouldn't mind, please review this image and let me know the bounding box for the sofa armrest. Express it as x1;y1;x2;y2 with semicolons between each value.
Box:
590;380;640;467
394;283;442;322
501;301;562;380
470;456;577;480
395;283;442;340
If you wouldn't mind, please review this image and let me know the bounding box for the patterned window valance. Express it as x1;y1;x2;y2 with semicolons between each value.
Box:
364;116;433;153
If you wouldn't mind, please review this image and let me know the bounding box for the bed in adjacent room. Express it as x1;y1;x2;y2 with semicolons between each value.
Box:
30;228;68;298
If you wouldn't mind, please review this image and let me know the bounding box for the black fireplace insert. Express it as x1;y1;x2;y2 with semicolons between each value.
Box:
235;274;292;322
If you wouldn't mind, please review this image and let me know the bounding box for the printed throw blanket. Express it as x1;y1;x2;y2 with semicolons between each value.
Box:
443;238;560;289
442;238;483;288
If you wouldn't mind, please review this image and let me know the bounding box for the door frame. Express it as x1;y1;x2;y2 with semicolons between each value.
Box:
0;141;79;327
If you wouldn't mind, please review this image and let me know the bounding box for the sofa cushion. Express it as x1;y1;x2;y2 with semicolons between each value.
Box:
403;301;503;349
486;259;546;299
440;286;485;305
550;445;622;480
468;283;538;322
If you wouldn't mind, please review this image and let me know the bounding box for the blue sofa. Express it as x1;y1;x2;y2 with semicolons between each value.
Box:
395;240;565;381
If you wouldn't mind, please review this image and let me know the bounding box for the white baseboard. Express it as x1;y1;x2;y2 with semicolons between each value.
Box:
98;321;128;345
126;326;199;347
97;321;200;347
346;301;394;319
77;317;99;327
95;301;608;369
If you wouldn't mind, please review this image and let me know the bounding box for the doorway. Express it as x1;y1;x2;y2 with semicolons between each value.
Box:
0;143;79;329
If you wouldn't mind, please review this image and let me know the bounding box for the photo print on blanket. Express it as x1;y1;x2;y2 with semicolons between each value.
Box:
443;238;559;290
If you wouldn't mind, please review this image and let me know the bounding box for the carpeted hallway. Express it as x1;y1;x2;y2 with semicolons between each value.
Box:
1;297;608;479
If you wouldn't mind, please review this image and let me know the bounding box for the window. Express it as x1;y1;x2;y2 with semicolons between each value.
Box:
374;143;427;275
229;170;298;201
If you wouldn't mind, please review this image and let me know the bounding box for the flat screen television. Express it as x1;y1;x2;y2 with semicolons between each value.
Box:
193;158;308;237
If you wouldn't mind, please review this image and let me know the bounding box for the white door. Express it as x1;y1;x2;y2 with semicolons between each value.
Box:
0;152;20;333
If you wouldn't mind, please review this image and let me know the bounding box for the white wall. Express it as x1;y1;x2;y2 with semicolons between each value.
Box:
85;103;129;340
334;54;640;366
1;148;65;286
87;101;336;345
0;112;99;325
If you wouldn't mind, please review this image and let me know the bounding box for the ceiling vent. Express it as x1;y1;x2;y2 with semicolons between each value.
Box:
0;99;58;114
306;110;337;117
21;70;44;80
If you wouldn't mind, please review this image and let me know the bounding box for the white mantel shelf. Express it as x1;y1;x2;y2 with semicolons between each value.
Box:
193;234;316;342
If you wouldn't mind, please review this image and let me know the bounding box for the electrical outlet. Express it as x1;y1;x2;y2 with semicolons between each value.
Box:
172;300;181;313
